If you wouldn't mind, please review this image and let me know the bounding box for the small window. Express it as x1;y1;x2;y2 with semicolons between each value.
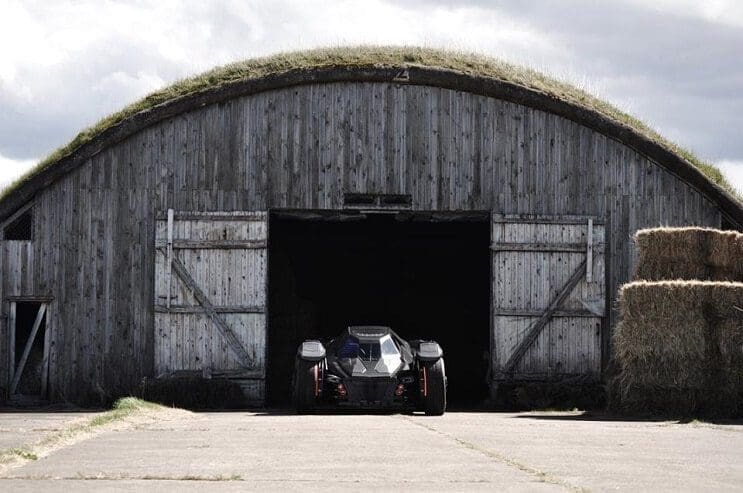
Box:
344;193;377;206
721;215;740;232
343;192;413;208
4;209;34;241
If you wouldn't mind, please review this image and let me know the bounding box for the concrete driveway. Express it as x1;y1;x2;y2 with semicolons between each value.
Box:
2;410;742;491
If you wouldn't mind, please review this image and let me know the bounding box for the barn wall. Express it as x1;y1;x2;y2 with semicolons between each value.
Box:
3;81;722;403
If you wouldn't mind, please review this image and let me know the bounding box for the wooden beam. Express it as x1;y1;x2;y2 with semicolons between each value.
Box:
493;308;600;318
156;211;267;221
502;258;587;374
40;303;51;399
492;214;605;225
491;371;601;382
491;242;604;253
154;305;266;314
586;218;594;283
157;368;264;380
155;239;268;250
5;296;54;302
158;248;253;368
9;304;47;395
8;302;16;392
166;208;174;310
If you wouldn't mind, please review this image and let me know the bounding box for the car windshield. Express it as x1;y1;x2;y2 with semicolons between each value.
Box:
338;335;400;361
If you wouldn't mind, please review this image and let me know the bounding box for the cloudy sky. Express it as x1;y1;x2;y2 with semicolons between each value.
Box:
1;0;742;193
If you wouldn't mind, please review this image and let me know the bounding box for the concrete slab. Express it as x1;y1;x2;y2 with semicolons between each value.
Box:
0;412;95;451
407;411;743;492
2;410;743;491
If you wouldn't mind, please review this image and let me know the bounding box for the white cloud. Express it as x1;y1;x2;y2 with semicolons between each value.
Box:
0;0;742;188
621;0;743;28
717;160;743;195
0;154;37;190
0;0;564;161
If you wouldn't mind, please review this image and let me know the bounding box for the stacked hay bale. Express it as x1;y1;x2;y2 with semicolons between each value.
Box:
634;227;743;282
611;227;743;417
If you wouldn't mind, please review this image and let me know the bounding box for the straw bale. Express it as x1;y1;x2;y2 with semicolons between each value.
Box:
634;227;743;282
611;281;743;417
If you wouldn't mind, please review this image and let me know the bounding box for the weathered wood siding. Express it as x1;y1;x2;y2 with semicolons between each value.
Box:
491;216;605;380
0;81;722;402
154;211;267;403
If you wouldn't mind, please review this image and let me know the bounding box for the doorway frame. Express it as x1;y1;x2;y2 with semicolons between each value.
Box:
265;207;493;405
6;297;53;399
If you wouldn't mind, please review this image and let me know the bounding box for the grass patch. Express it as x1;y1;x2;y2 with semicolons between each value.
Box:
3;449;38;461
0;45;738;202
0;397;170;467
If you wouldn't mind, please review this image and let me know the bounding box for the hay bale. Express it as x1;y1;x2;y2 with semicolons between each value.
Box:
634;227;743;282
611;281;743;417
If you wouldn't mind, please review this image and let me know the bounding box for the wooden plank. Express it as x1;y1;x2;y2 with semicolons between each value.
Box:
167;208;174;310
492;371;602;382
493;214;605;225
4;296;54;302
40;303;51;398
491;242;604;253
586;218;594;283
494;309;602;318
8;302;16;390
157;211;267;221
159;248;253;368
502;258;587;374
9;304;47;395
154;305;266;314
157;368;264;380
155;239;268;250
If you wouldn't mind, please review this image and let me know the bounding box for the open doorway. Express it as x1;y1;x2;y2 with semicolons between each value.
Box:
7;301;49;399
267;211;491;408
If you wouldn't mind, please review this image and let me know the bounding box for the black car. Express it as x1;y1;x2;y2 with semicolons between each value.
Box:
292;326;447;415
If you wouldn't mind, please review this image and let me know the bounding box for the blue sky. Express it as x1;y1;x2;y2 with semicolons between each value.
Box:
1;0;741;193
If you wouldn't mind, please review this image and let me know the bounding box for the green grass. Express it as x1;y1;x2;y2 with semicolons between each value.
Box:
2;449;38;461
0;397;166;466
0;45;738;201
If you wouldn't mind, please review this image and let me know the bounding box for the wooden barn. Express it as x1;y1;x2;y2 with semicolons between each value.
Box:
0;47;741;407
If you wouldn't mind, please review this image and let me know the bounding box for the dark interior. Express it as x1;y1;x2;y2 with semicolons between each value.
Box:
267;211;491;408
13;302;46;395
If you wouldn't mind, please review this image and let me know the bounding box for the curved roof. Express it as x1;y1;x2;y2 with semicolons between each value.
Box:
1;46;741;224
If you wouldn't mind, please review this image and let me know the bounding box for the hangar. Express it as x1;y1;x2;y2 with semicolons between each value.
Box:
0;47;741;406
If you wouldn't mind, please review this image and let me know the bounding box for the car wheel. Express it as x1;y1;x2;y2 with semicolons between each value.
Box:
293;359;320;413
422;358;447;416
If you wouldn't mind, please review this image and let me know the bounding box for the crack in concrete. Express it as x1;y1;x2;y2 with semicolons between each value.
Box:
399;415;588;493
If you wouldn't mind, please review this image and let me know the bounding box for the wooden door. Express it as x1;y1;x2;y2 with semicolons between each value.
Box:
154;210;267;402
491;215;605;382
6;301;50;399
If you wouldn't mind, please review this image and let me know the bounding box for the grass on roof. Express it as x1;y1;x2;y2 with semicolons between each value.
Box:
1;45;739;201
